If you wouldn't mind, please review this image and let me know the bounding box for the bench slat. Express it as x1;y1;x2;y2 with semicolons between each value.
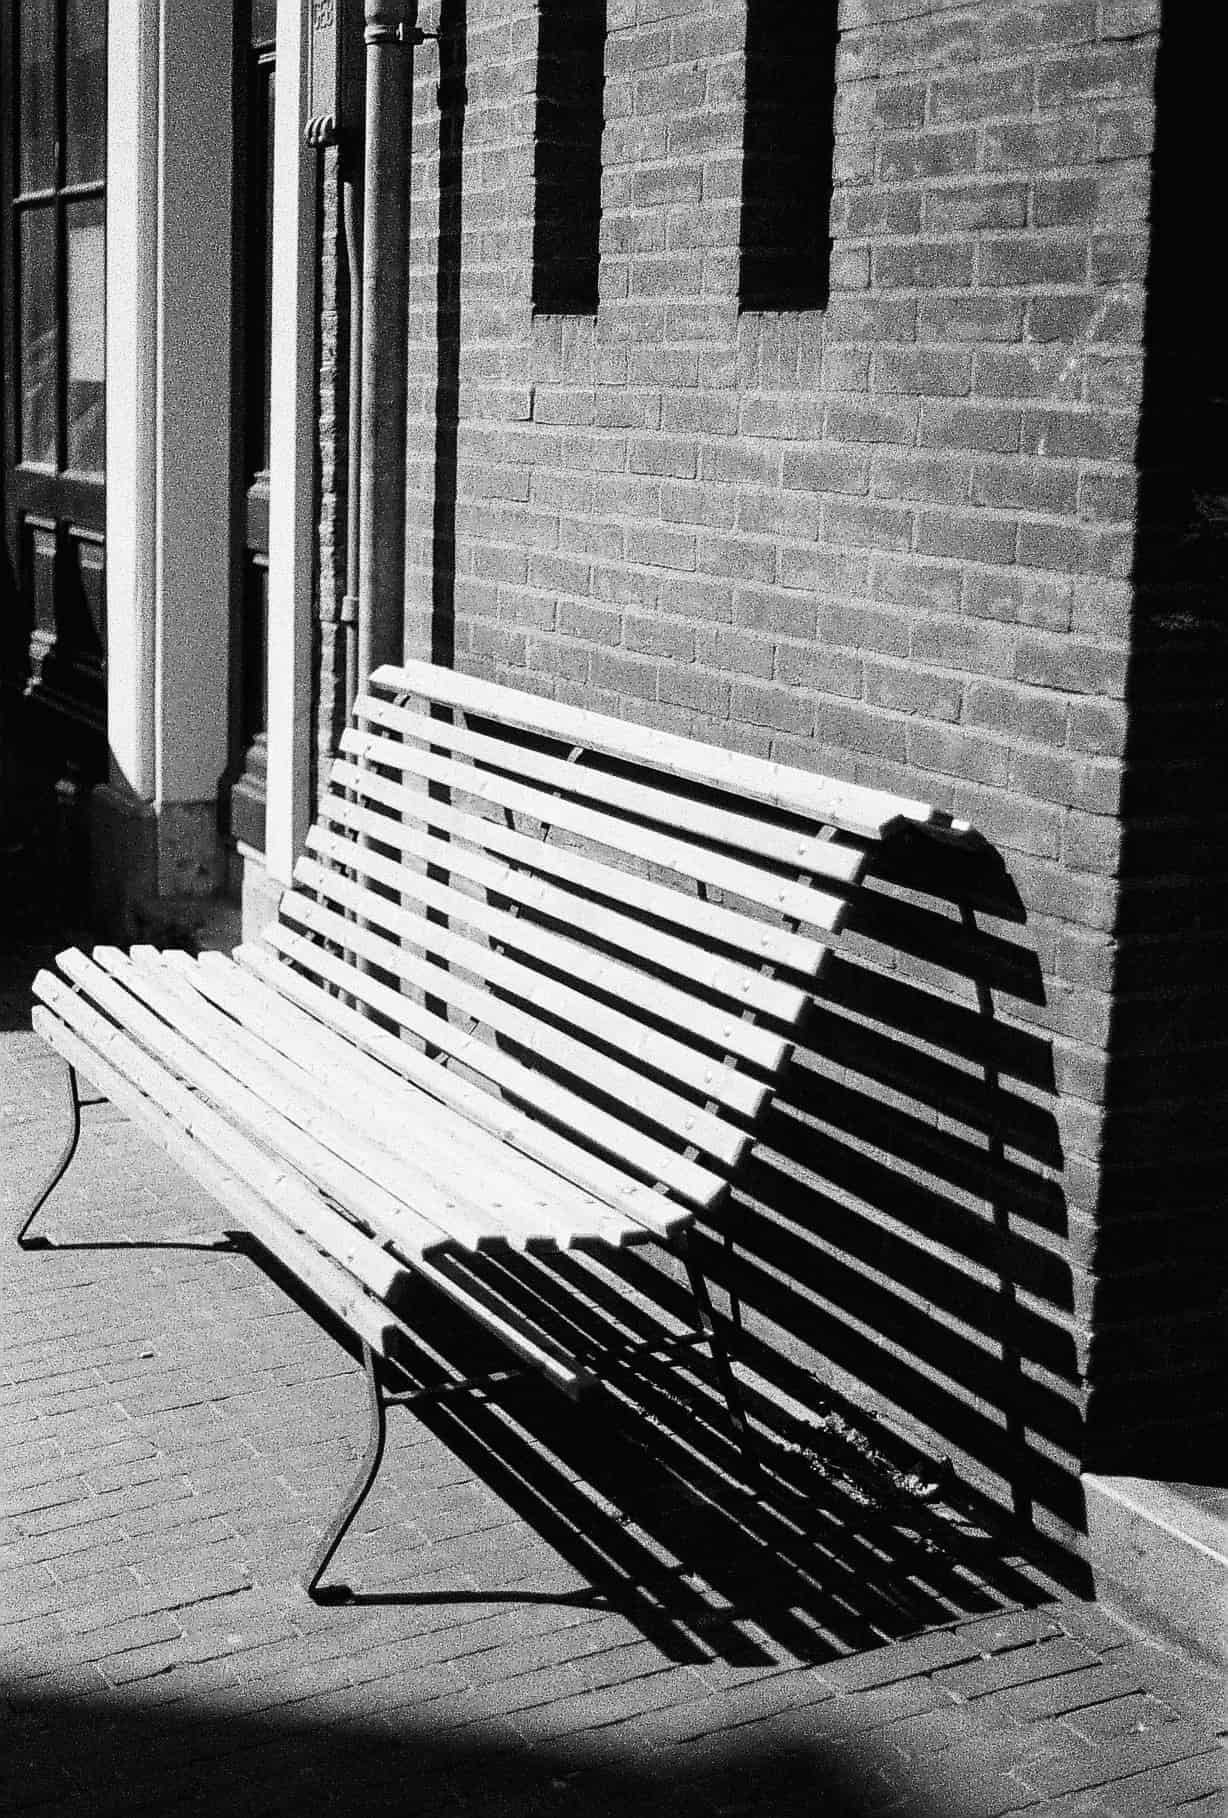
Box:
31;981;409;1309
156;949;653;1253
355;693;867;885
32;998;590;1396
56;947;477;1260
404;1251;593;1397
279;880;750;1169
317;789;810;1037
325;760;826;979
294;846;772;1123
227;945;690;1239
262;921;726;1212
369;659;943;839
305;819;792;1078
138;948;629;1256
90;945;570;1257
336;731;854;932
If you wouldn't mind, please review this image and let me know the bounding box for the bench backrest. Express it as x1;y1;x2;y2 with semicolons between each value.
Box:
255;661;959;1228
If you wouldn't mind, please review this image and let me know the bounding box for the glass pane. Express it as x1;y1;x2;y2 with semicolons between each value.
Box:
18;0;57;192
19;207;58;468
66;199;106;475
66;0;107;186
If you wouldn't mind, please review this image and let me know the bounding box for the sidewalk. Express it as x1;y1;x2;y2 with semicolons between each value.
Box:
2;910;1225;1817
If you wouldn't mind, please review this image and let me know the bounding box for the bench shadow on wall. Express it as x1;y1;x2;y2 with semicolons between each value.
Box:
338;818;1085;1665
402;0;1085;1647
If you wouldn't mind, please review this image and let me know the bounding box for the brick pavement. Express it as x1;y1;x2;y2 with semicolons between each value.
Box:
2;930;1225;1817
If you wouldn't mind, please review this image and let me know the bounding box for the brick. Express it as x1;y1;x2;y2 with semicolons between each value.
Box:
975;348;1083;401
929;64;1034;123
910;615;1014;675
1021;1722;1223;1799
925;183;1029;234
979;237;1089;287
935;1636;1098;1700
825;398;920;445
1065;1692;1181;1741
1100;0;1162;33
864;658;964;720
915;509;1017;565
622;524;695;571
907;722;1008;787
964;568;1072;630
826;296;919;344
775;643;863;697
819;598;911;656
837;185;924;238
1017;520;1083;572
821;497;914;552
730;681;815;737
920;402;1021;454
782;446;873;495
1037;43;1155;109
873;241;975;290
1014;634;1128;698
1021;409;1137;464
695;626;774;679
1067;698;1128;757
1054;1602;1134;1655
868;551;961;613
875;347;973;396
879;130;978;181
734;586;817;640
983;117;1094;172
1091;230;1149;285
872;453;971;505
816;1625;982;1694
1104;1752;1228;1815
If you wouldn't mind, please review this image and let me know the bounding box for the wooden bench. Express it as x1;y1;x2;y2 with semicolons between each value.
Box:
22;659;967;1600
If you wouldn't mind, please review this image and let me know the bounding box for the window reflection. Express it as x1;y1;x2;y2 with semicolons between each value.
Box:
67;199;105;474
66;0;107;186
19;207;57;468
18;0;57;193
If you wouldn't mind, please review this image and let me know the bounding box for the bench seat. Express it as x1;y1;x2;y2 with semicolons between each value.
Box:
24;658;969;1598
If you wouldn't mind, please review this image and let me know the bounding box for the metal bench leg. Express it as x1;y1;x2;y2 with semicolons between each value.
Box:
303;1342;387;1603
17;1064;82;1249
678;1234;762;1490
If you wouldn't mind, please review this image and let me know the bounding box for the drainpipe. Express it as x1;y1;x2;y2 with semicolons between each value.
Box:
340;168;363;712
356;0;417;692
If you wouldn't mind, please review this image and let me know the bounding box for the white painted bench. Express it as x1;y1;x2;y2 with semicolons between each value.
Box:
23;659;967;1599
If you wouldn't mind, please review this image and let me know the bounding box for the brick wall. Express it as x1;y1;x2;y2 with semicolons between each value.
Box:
311;0;1220;1556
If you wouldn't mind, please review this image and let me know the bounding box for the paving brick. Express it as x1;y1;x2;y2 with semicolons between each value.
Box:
953;1605;1068;1654
514;1666;703;1740
1018;1719;1225;1799
972;1661;1150;1727
936;1636;1100;1700
1099;1748;1228;1814
1107;1645;1228;1734
816;1625;982;1692
1064;1692;1183;1743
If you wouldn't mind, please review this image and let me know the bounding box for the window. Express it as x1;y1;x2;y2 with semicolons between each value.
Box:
739;0;836;313
532;0;606;315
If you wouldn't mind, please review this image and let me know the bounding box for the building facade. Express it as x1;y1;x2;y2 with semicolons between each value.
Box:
2;0;1222;1571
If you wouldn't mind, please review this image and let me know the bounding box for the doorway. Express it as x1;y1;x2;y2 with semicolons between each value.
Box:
1;0;107;789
